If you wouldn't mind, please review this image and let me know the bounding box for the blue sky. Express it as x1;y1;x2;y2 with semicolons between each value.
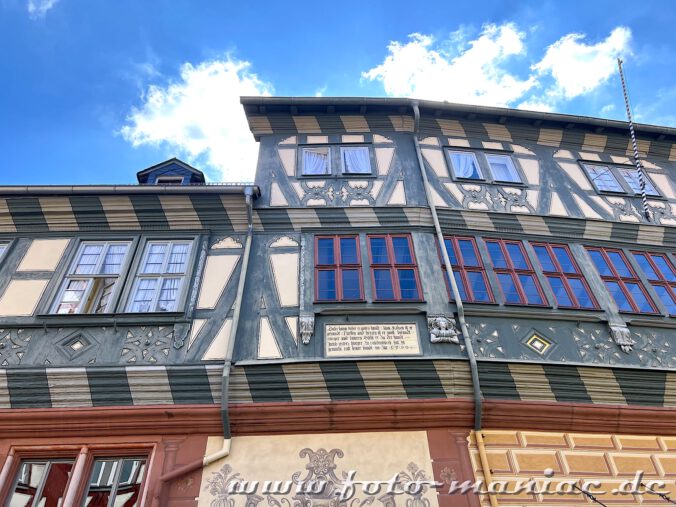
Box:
1;0;674;184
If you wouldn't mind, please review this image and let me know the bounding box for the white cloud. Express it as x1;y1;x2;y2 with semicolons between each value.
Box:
362;25;535;107
120;56;272;182
364;25;632;112
27;0;59;18
530;27;632;108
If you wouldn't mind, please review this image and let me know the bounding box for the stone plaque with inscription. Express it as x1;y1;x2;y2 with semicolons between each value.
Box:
325;323;421;357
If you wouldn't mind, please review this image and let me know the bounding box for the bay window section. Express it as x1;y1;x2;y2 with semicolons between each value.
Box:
52;242;130;314
127;241;192;312
587;247;657;314
315;236;363;301
632;251;676;315
368;235;421;301
486;239;545;306
441;237;493;303
532;243;597;309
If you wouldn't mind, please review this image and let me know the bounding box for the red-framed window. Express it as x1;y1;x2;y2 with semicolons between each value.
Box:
532;243;598;309
441;236;493;303
586;247;657;314
631;251;676;315
2;447;148;506
367;234;422;301
315;236;363;301
485;239;546;306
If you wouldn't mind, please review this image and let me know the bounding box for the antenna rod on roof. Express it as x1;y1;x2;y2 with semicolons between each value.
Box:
617;58;651;221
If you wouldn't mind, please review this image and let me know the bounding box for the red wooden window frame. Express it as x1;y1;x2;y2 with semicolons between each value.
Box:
314;235;364;302
630;250;676;315
531;242;599;309
586;247;658;314
440;236;494;303
367;234;422;302
485;238;547;306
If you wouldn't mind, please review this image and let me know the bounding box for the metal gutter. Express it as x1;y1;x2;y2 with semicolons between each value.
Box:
411;101;484;431
241;96;676;137
151;186;255;504
0;184;259;196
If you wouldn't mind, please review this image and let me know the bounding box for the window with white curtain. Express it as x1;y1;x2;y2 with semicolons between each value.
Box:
341;146;372;174
301;147;331;175
486;154;521;183
448;151;483;180
127;241;192;312
51;242;131;314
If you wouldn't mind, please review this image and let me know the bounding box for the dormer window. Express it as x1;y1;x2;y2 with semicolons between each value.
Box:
156;176;184;185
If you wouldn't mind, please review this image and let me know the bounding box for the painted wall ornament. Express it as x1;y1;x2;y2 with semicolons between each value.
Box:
427;316;460;344
299;315;315;345
609;325;635;353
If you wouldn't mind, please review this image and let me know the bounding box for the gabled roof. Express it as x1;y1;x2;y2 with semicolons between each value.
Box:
136;157;206;184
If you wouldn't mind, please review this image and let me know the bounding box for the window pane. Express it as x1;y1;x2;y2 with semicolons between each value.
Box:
467;272;491;302
373;269;394;299
397;269;419;300
487;242;507;269
619;168;658;195
112;459;146;507
317;271;336;300
486;154;520;182
339;237;358;264
9;462;47;505
86;459;118;505
552;247;576;274
303;147;330;175
585;165;623;192
392;237;413;264
101;244;128;275
166;243;189;274
505;243;528;269
458;240;479;267
653;285;676;315
625;283;654;313
589;250;613;276
369;238;389;264
56;279;89;314
607;251;632;278
129;278;157;312
142;243;167;274
548;276;572;307
75;244;104;274
605;281;633;311
0;243;6;258
450;271;467;300
342;147;371;174
341;270;361;300
317;238;335;265
652;255;676;282
534;245;556;272
443;239;458;266
498;273;520;303
90;277;117;314
568;278;595;308
633;253;658;280
157;278;181;311
37;462;74;506
519;274;543;304
449;152;482;179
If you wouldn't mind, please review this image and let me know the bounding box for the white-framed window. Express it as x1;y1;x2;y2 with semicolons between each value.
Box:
486;154;521;183
341;146;372;174
583;163;660;196
583;164;624;192
155;176;184;185
126;240;192;312
51;242;131;314
447;151;483;180
301;147;331;175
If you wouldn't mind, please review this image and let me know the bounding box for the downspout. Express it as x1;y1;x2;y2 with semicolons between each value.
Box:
411;103;497;507
153;186;254;500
